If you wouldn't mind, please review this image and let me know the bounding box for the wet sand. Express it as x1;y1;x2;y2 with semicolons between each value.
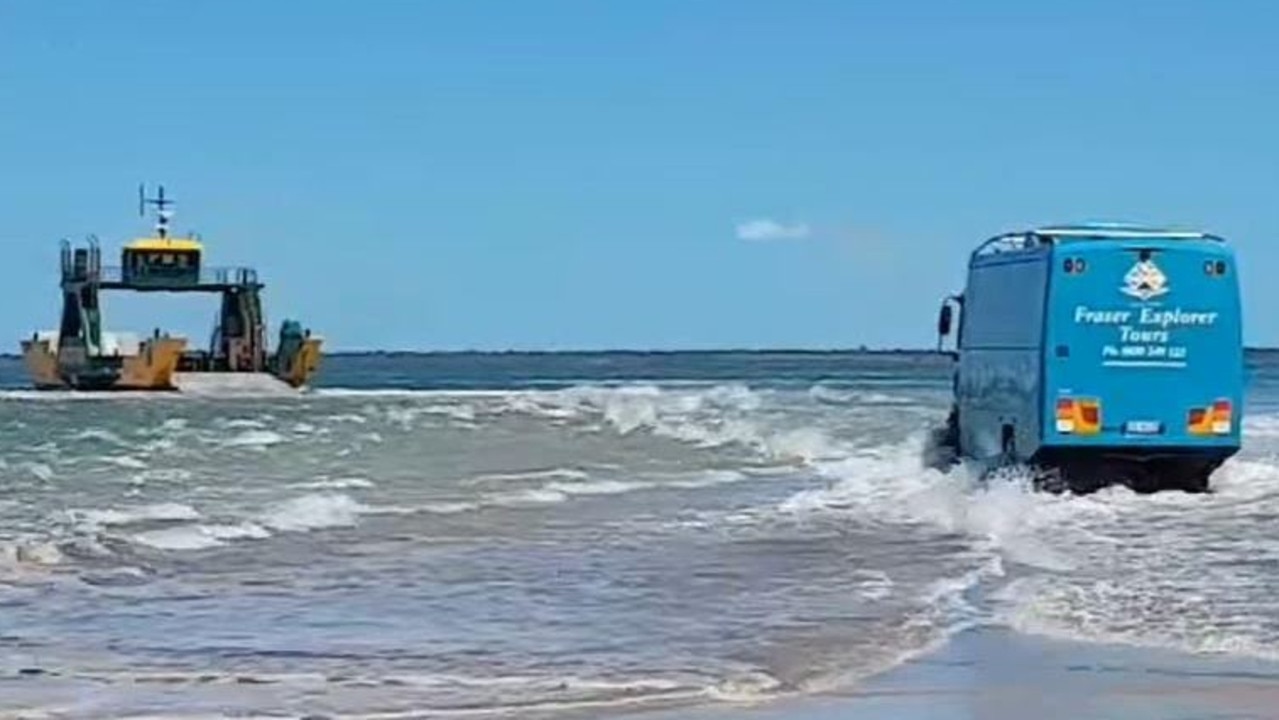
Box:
631;627;1279;720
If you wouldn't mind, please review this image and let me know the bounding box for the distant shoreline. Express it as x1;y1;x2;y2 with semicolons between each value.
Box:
0;348;939;360
0;346;1275;359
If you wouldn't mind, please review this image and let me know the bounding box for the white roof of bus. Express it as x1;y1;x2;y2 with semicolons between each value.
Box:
1032;222;1216;239
971;223;1225;261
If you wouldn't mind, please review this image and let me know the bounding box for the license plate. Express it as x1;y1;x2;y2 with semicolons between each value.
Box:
1125;420;1163;435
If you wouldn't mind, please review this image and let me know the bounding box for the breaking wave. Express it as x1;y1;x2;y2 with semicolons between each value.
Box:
8;375;1279;718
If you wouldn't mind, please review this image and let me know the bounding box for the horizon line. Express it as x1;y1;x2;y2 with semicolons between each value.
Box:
0;346;1277;358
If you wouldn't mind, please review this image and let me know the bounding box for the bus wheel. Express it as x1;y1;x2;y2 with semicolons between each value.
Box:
1170;463;1212;494
923;407;960;471
1150;460;1212;494
942;407;959;449
1117;462;1158;494
1181;472;1211;494
1032;466;1068;494
999;423;1016;466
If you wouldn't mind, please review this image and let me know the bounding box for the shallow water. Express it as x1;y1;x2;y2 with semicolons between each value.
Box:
1;352;1278;718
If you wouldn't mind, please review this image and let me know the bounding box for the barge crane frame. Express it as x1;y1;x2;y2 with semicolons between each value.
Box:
21;184;322;391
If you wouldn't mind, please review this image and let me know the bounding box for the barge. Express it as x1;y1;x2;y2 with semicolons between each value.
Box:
21;185;322;392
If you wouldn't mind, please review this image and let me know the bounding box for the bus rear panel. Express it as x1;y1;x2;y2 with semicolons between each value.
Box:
1039;235;1242;490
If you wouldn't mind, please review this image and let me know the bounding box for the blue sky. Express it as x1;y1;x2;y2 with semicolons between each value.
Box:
2;0;1277;351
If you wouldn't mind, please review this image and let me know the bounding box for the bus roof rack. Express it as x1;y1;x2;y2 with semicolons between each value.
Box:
972;222;1225;259
1033;222;1222;240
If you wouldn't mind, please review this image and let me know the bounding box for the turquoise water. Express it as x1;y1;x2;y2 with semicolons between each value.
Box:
2;351;1278;718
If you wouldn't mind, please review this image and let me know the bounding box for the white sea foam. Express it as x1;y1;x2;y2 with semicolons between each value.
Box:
463;467;591;485
290;476;377;490
13;375;1279;718
102;454;148;469
72;428;131;445
68;502;201;528
259;493;372;531
0;538;65;567
132;522;272;551
223;429;286;448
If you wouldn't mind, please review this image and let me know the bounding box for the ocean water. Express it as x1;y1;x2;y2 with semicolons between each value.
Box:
2;350;1279;719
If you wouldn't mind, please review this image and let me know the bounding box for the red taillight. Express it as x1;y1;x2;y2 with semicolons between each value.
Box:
1190;400;1233;435
1056;396;1100;434
1211;399;1232;434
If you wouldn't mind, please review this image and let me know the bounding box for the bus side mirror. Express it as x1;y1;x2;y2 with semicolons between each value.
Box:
937;303;953;337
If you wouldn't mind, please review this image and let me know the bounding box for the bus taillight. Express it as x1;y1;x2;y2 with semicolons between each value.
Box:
1211;399;1232;434
1056;397;1101;434
1189;400;1232;435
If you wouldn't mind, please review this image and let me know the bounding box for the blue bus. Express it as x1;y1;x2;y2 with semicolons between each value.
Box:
934;223;1243;493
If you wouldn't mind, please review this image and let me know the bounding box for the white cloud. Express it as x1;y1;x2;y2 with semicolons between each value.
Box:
734;218;812;242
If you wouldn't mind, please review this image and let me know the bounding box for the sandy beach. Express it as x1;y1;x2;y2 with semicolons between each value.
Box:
632;627;1279;720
